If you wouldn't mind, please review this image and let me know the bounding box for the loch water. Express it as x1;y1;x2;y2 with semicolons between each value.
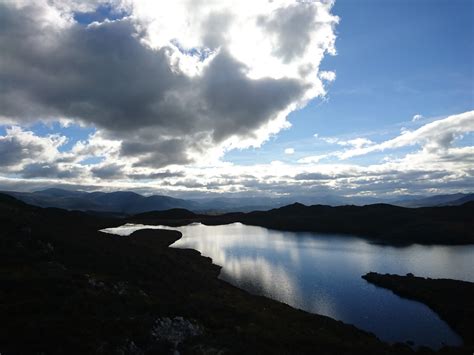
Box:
101;222;474;349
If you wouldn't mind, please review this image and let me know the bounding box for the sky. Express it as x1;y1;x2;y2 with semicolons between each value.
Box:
0;0;473;198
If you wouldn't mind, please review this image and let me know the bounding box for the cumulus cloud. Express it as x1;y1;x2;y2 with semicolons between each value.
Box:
0;0;338;168
284;148;295;155
0;126;66;168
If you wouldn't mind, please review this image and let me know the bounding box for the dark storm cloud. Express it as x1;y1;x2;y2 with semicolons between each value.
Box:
21;163;81;179
127;170;185;180
120;139;192;167
0;2;306;168
0;132;46;166
91;164;124;179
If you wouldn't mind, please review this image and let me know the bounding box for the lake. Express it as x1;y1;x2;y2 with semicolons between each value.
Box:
101;222;474;349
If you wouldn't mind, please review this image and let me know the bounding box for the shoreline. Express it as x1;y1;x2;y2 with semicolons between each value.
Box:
362;272;474;351
126;202;474;246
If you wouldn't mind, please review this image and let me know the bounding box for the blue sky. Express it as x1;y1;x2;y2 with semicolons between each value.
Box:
0;0;472;197
226;0;474;165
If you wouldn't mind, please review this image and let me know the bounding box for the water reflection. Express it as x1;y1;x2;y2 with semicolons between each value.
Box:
101;222;474;349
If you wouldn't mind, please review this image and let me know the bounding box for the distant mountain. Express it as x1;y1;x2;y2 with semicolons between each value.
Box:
391;193;474;208
2;189;380;215
192;194;384;212
2;188;199;215
3;188;473;214
439;194;474;206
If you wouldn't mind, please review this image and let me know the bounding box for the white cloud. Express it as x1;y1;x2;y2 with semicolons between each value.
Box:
319;71;336;82
412;114;424;122
321;137;340;144
337;137;374;149
1;109;473;198
0;126;66;168
297;154;330;164
337;111;474;159
284;147;295;155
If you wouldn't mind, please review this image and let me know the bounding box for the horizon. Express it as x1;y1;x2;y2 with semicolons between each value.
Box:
4;186;473;205
1;0;473;199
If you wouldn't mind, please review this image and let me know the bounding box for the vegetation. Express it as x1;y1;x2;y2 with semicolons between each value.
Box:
1;193;471;354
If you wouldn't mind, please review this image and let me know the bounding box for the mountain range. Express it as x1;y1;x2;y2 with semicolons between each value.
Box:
2;188;473;215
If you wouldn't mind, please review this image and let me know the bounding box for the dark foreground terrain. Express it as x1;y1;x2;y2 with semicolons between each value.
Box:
0;193;471;354
362;273;474;349
130;201;474;245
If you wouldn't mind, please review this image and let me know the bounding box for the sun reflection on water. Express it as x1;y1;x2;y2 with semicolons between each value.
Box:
101;222;474;349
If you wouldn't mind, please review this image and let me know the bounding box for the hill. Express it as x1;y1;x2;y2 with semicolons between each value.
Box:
3;188;199;214
130;201;474;245
391;193;474;208
4;188;473;214
0;193;419;354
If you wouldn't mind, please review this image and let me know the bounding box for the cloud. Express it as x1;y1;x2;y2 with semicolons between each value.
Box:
337;111;474;159
294;172;333;181
258;2;319;63
91;163;125;180
0;0;338;168
297;154;330;164
319;71;336;82
284;148;295;155
1;2;472;198
21;163;81;179
1;108;472;198
412;114;423;122
127;170;185;180
0;126;66;168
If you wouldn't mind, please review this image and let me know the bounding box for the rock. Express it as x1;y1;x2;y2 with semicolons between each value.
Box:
151;316;202;349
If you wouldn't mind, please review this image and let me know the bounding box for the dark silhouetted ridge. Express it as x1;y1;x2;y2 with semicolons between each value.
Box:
130;200;473;245
133;208;198;220
363;272;474;346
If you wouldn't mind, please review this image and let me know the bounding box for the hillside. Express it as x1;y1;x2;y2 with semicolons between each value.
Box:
3;188;199;214
130;202;474;245
0;193;420;354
